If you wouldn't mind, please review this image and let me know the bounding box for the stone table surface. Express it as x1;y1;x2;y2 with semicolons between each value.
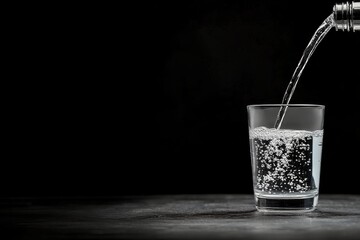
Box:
1;195;360;239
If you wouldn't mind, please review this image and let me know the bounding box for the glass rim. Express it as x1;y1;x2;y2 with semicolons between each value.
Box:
247;104;325;109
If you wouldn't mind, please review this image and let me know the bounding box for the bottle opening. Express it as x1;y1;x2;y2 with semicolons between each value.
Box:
334;1;360;32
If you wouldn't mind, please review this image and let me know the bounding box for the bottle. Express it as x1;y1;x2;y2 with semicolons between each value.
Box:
333;1;360;31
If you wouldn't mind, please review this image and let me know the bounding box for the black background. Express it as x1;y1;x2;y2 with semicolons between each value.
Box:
3;1;360;197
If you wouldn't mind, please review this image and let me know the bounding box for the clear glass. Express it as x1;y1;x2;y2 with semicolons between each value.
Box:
247;104;325;212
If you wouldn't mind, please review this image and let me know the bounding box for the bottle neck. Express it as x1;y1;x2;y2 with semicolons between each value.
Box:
333;1;360;32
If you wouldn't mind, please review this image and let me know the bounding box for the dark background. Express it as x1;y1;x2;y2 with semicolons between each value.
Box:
3;1;360;197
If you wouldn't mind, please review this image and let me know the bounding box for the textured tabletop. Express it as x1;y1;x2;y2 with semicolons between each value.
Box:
2;195;360;239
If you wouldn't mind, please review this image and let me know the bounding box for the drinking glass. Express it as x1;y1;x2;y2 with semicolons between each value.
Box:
247;104;325;212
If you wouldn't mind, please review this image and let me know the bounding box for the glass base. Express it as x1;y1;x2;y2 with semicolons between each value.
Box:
255;195;318;213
